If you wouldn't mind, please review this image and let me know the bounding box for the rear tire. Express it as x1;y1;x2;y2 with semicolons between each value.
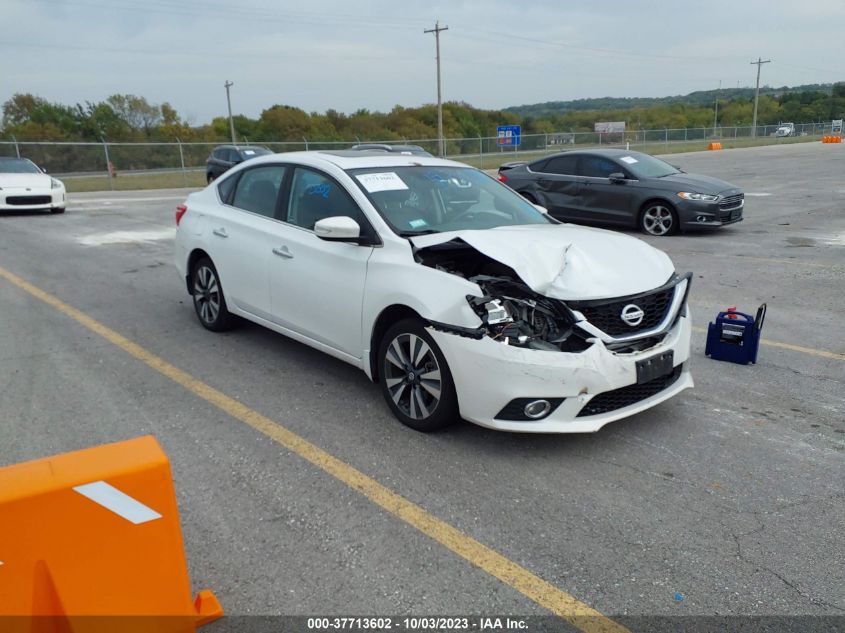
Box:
377;318;458;432
207;173;215;184
50;207;65;214
190;257;234;331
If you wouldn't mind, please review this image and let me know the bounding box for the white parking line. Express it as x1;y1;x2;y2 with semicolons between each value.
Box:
744;192;772;197
67;195;188;206
78;228;176;245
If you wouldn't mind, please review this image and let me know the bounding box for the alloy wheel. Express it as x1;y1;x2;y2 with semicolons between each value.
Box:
642;205;675;236
382;333;442;420
193;265;221;325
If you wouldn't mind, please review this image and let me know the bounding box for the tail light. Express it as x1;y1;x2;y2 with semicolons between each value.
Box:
175;204;188;226
497;172;507;182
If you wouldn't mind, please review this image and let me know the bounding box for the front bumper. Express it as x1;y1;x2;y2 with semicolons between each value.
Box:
0;188;65;211
429;312;692;433
676;198;743;230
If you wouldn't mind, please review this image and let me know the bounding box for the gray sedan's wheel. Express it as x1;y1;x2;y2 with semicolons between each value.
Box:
191;257;233;331
378;318;458;432
50;207;65;214
207;173;215;184
640;202;678;236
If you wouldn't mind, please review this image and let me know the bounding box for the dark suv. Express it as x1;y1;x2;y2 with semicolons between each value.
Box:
206;145;272;183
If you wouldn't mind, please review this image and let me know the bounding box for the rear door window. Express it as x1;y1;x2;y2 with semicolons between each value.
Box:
542;155;578;176
230;165;286;218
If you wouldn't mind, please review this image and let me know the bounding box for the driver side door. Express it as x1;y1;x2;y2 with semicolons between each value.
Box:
268;167;376;358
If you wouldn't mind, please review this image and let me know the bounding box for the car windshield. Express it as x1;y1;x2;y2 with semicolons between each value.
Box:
347;166;553;235
623;153;680;179
0;158;42;174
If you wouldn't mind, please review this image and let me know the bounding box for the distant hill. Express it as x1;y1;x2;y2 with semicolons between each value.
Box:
506;83;838;118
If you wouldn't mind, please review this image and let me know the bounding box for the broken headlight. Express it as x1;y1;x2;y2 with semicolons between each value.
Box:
466;276;591;352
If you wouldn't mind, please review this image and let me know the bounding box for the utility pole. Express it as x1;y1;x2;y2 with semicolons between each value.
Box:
224;80;236;143
713;80;721;134
424;20;448;157
750;58;771;137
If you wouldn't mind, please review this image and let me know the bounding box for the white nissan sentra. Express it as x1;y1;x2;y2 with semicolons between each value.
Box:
174;151;692;433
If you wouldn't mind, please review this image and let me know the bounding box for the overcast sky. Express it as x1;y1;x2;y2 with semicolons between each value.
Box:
2;0;843;125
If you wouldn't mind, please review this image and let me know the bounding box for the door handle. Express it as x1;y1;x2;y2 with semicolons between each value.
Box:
212;227;228;238
272;246;294;259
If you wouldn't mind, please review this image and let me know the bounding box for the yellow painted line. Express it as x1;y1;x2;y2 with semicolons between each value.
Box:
0;264;625;633
691;326;845;361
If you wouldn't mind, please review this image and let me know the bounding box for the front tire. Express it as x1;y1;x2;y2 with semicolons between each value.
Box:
378;318;458;432
50;207;65;214
190;257;234;331
640;202;678;236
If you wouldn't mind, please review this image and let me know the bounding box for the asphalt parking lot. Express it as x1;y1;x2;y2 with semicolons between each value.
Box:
1;142;842;631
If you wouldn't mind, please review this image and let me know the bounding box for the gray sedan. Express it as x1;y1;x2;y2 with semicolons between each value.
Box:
497;149;744;236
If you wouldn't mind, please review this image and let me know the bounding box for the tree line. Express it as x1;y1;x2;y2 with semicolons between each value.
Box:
3;84;844;147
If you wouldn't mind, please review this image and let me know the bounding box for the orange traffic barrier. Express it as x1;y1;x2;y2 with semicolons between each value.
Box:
821;136;841;143
0;436;223;633
708;142;722;150
822;136;829;143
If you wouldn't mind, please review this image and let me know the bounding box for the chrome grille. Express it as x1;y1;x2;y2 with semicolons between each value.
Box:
569;286;676;337
719;193;744;211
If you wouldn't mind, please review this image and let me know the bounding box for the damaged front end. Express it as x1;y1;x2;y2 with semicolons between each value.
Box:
415;236;690;355
415;238;593;352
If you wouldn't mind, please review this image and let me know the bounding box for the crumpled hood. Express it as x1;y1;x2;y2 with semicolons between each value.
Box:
0;173;52;189
411;224;675;301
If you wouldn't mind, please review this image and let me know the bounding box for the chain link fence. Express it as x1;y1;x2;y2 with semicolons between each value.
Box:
0;122;833;182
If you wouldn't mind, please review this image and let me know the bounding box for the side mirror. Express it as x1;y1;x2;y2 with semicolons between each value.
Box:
608;172;626;183
314;216;361;241
532;203;549;214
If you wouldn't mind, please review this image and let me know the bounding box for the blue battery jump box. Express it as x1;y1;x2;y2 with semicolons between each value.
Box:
705;304;766;365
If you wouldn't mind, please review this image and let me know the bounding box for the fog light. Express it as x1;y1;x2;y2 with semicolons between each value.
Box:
523;399;552;419
696;215;709;223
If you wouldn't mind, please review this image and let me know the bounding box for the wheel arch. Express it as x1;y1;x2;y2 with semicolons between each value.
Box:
185;248;212;295
368;304;423;382
638;196;677;219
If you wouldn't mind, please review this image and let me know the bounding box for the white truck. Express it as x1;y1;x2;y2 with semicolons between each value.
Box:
775;122;795;137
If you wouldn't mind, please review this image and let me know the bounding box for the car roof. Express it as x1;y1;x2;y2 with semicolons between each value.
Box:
213;144;268;151
535;148;648;161
350;143;431;155
242;150;464;170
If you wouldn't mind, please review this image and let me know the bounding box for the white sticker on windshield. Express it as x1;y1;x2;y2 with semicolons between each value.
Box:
620;156;638;164
408;218;428;228
243;150;256;155
356;172;409;193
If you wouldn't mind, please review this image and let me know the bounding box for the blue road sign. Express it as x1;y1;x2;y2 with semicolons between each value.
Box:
497;125;521;147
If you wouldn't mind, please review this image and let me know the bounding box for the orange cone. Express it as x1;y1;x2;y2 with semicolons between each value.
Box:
0;436;223;633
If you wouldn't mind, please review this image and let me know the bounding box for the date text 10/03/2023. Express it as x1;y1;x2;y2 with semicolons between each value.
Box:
306;617;529;630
